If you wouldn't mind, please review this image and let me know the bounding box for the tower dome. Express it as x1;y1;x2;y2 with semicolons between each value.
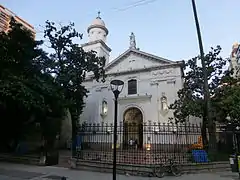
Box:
87;12;108;43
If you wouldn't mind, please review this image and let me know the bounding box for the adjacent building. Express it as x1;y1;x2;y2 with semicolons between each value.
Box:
0;5;35;36
229;42;240;78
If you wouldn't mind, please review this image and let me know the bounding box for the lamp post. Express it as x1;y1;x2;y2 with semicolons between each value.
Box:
191;0;213;143
110;79;124;180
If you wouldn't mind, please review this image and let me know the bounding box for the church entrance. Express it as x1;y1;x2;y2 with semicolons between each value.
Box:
123;107;143;149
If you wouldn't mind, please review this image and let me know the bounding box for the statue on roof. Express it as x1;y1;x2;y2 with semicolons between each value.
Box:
232;42;239;58
129;32;136;49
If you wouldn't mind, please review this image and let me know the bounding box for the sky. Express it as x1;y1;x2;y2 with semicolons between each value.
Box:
1;0;240;62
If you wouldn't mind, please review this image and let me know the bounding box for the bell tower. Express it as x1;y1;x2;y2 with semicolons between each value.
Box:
82;12;111;65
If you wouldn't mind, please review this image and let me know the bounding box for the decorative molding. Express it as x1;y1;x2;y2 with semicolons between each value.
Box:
81;39;111;52
152;69;173;77
150;82;159;86
118;94;152;104
85;63;182;82
128;76;138;79
166;79;176;84
95;85;109;92
150;79;165;86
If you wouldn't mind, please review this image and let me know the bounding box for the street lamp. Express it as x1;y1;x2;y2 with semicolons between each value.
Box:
191;0;213;143
110;79;124;180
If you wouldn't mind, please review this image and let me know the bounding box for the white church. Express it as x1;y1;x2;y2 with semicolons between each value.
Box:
79;14;196;149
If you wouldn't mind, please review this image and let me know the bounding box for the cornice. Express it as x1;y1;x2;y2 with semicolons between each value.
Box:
81;40;111;52
84;62;183;82
118;94;152;104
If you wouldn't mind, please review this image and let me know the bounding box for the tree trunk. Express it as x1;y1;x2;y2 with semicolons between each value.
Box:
208;123;217;152
201;117;208;150
70;108;78;157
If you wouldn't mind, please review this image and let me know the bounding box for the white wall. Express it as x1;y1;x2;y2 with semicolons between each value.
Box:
80;65;183;125
77;56;199;145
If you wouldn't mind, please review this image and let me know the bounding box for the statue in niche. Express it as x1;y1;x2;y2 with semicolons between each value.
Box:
160;92;169;114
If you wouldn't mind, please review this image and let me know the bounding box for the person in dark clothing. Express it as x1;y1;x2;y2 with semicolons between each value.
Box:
135;139;138;150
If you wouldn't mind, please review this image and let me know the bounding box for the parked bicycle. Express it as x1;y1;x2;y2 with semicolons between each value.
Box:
136;157;181;178
153;158;182;178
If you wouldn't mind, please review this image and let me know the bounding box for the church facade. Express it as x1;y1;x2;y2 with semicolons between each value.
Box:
79;14;197;149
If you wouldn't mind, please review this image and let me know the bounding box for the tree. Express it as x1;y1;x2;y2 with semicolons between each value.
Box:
169;46;232;148
212;75;240;123
42;21;106;153
0;18;65;151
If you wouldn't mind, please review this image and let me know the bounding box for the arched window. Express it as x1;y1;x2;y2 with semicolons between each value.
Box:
101;100;108;115
128;79;137;95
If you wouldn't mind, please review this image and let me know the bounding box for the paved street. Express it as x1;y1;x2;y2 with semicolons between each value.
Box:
0;162;238;180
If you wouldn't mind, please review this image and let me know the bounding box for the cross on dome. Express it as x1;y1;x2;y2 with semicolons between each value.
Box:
97;11;101;19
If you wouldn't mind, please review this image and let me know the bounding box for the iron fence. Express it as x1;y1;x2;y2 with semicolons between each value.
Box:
73;122;234;166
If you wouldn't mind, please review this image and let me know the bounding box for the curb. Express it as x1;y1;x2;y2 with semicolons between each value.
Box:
69;158;230;176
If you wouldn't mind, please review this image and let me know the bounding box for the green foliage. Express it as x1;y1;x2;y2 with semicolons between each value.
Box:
0;18;43;110
42;21;106;147
0;18;106;152
213;77;240;123
0;18;65;149
169;46;232;124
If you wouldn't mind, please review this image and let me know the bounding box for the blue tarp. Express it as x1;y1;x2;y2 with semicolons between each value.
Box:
72;135;82;150
192;150;209;163
76;135;82;147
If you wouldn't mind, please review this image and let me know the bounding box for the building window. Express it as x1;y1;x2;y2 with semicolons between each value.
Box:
128;79;137;95
102;100;108;115
100;100;108;118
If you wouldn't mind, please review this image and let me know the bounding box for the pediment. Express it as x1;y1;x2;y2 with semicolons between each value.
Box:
105;49;174;74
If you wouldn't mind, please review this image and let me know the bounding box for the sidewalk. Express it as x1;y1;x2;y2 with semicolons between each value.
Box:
0;162;237;180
